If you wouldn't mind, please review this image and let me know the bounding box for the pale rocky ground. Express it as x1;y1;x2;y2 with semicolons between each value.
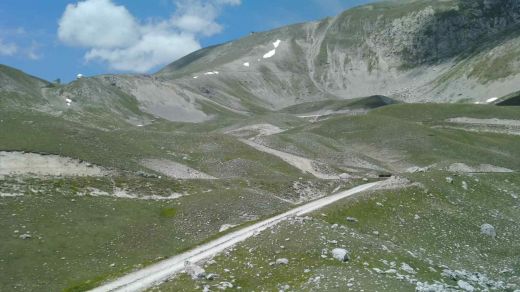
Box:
0;151;108;177
141;159;217;180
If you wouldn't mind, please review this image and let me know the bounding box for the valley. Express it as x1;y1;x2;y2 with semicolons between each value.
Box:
1;0;520;291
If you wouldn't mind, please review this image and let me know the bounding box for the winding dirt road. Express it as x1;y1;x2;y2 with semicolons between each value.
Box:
90;181;382;292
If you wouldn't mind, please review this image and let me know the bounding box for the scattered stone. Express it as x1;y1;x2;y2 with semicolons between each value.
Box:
216;282;233;289
416;282;449;292
446;177;454;184
331;248;350;262
414;214;420;220
346;217;358;223
19;234;31;240
275;258;289;265
462;181;468;190
458;280;475;291
184;261;206;280
110;263;116;267
373;231;380;236
406;166;429;173
339;173;351;180
480;224;496;238
219;224;236;233
400;263;416;274
206;273;217;281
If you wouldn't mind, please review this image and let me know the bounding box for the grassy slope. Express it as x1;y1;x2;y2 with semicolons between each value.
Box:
258;104;520;172
159;172;519;291
0;105;335;291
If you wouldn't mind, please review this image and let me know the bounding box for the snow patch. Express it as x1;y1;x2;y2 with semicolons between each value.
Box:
243;62;250;67
486;97;498;103
263;49;276;59
273;39;281;48
204;71;219;75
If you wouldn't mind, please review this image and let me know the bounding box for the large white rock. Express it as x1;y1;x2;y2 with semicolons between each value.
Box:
458;280;475;291
184;261;206;280
275;258;289;265
331;248;349;262
480;224;496;238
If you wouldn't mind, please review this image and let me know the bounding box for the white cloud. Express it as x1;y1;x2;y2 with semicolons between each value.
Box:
26;42;43;60
85;31;200;72
170;0;240;36
0;39;18;56
58;0;139;49
58;0;241;73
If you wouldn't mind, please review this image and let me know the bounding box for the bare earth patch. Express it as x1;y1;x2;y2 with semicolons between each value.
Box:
141;159;217;179
447;163;514;173
444;117;520;136
0;151;108;177
447;117;520;127
371;176;422;191
82;187;188;201
225;124;285;138
0;192;24;198
239;139;338;180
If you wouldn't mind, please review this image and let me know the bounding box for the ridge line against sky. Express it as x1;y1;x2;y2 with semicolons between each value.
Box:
0;0;373;82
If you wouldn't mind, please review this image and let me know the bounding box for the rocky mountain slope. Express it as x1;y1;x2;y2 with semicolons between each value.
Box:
157;0;520;109
3;0;520;125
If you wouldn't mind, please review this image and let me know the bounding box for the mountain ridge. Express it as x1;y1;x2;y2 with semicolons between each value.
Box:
2;0;520;125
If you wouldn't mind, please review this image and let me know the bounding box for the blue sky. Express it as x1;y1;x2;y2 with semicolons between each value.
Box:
0;0;373;82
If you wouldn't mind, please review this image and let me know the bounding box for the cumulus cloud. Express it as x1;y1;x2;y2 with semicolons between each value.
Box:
0;39;18;56
171;0;240;36
58;0;241;73
58;0;139;49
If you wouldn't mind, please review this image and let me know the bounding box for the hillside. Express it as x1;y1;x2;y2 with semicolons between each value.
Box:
2;0;520;125
1;0;520;291
157;0;520;109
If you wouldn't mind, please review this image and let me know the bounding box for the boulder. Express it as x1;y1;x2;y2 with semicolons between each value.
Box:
346;217;358;223
184;261;206;280
19;234;31;240
458;280;475;292
480;224;496;238
339;173;351;180
275;258;289;265
331;248;349;262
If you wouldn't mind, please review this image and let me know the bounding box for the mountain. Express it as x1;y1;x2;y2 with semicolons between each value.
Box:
156;0;520;108
3;0;520;125
1;1;520;292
